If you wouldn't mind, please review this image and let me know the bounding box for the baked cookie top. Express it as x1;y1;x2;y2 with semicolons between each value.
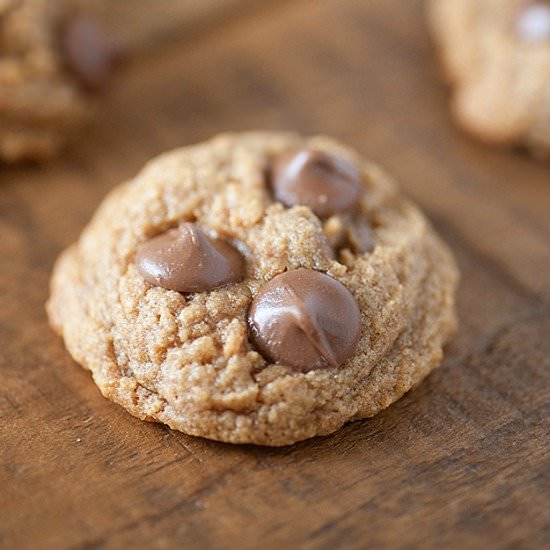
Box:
429;0;550;154
0;0;119;162
47;132;459;446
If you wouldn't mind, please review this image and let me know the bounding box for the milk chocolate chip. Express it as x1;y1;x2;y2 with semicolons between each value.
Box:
517;1;550;42
62;16;121;90
248;269;361;371
346;221;375;254
324;215;375;255
136;223;244;292
270;149;362;218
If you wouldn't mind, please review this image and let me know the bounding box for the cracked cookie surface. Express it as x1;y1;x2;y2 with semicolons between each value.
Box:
47;132;459;446
429;0;550;155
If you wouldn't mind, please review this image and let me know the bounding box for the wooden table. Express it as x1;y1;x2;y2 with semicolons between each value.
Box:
1;1;549;548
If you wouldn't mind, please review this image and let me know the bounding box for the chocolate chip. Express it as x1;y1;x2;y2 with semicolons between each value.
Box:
136;223;244;293
61;16;122;90
270;148;362;218
516;1;550;42
346;221;374;254
248;269;361;371
324;215;375;255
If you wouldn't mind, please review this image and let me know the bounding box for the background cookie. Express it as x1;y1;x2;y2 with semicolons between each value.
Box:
428;0;550;155
47;132;459;446
0;0;119;162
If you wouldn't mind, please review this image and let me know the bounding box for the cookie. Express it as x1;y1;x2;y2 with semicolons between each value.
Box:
0;0;120;163
428;0;550;155
47;132;459;446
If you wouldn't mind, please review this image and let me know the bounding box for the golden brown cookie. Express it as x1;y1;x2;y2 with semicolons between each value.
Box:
429;0;550;155
47;132;459;446
0;0;119;162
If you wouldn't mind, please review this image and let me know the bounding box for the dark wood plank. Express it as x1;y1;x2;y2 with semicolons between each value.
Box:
1;0;549;548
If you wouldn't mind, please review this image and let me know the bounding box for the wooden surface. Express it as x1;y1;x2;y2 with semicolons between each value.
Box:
1;0;549;548
82;0;260;53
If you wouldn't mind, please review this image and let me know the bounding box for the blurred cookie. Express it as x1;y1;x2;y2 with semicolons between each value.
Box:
429;0;550;155
0;0;119;162
47;132;459;446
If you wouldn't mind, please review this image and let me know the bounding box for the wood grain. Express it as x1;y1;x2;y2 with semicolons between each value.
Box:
1;0;549;548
